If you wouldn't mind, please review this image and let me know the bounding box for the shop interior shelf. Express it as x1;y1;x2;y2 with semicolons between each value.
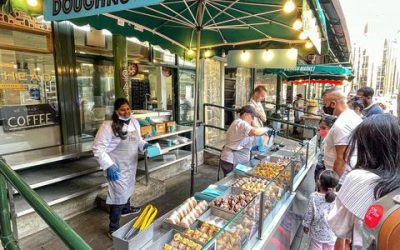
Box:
137;149;192;173
159;141;192;154
13;171;107;217
144;125;192;142
14;157;100;193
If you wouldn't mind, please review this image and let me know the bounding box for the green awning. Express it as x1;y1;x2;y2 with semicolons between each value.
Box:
63;0;319;56
264;64;353;80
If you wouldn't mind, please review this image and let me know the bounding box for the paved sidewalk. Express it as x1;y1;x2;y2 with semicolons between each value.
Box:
18;165;218;250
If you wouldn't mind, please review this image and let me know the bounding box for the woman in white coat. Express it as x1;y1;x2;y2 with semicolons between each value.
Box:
219;105;270;176
93;98;149;236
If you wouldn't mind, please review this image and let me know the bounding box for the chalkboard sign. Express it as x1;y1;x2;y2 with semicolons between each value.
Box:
0;104;59;132
131;79;150;110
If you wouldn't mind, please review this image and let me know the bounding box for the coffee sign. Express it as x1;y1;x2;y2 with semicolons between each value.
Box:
1;104;59;132
44;0;163;21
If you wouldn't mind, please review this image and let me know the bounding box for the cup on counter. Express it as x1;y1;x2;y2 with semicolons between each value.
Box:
167;139;172;147
168;125;175;133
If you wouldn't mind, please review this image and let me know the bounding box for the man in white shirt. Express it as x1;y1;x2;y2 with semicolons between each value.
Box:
248;86;267;127
322;88;363;186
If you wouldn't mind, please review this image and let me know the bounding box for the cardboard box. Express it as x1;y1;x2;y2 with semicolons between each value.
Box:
140;125;152;137
155;123;166;134
165;121;176;132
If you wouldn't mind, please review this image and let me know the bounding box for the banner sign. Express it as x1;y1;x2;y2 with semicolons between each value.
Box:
44;0;163;21
302;0;322;54
1;104;59;132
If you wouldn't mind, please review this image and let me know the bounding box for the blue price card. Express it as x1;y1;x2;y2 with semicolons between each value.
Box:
235;164;252;173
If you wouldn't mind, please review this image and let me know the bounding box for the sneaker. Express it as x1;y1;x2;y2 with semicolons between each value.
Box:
107;232;114;239
121;206;141;217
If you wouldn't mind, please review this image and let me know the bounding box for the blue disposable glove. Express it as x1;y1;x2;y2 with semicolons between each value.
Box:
251;145;259;152
106;164;121;182
144;143;151;150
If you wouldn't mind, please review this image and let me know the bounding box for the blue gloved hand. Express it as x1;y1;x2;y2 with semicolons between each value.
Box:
144;143;151;150
251;145;259;152
106;164;121;182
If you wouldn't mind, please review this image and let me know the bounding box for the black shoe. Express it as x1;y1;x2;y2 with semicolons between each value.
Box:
107;232;114;239
121;206;141;217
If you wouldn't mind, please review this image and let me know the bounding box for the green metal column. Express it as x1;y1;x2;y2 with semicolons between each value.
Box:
52;21;80;145
276;74;282;112
113;35;128;99
0;174;19;250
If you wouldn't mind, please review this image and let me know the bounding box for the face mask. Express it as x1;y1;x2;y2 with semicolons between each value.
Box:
118;116;131;122
323;102;335;115
319;128;329;138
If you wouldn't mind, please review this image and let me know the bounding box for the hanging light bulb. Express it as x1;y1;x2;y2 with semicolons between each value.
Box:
28;0;38;7
283;0;295;13
288;48;297;59
187;49;195;56
263;49;274;61
204;50;211;58
293;18;302;30
305;41;313;49
240;50;250;61
299;31;308;40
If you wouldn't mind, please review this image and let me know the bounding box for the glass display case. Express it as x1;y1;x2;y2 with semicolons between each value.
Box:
111;135;318;250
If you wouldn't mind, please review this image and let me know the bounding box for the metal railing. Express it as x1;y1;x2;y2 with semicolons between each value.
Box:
202;103;318;143
0;158;91;250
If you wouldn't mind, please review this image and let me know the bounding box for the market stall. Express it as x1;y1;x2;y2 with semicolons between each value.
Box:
111;134;319;250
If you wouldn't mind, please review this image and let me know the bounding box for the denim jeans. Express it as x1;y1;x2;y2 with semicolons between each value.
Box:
109;199;131;233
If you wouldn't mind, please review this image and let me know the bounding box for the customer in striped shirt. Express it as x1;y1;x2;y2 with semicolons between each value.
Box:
327;114;400;250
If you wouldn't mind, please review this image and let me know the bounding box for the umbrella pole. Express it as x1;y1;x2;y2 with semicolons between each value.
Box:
190;29;201;196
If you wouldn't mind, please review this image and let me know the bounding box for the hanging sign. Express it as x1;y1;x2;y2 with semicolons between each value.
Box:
302;0;322;54
44;0;163;21
120;68;130;98
0;104;59;132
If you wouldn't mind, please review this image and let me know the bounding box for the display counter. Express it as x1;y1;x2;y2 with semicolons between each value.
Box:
112;135;319;250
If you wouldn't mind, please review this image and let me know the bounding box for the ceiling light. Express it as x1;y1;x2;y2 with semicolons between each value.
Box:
283;0;295;13
293;18;302;30
299;31;308;40
263;50;274;61
288;48;297;59
305;41;313;49
240;50;250;61
27;0;38;7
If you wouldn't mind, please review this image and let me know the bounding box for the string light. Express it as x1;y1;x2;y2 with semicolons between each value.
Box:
187;49;195;56
240;50;250;61
299;31;308;40
204;50;211;58
305;41;313;49
293;18;302;30
263;50;274;61
283;0;295;13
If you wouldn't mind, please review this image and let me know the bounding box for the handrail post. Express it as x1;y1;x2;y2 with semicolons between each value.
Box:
0;173;19;250
0;159;91;250
7;182;18;241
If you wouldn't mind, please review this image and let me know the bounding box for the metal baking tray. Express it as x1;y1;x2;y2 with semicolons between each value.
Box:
112;217;154;250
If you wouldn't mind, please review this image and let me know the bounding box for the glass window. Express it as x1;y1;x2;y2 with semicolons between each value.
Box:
177;69;195;124
0;49;61;154
76;59;114;139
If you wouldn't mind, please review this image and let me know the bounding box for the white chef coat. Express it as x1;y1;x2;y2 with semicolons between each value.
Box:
93;119;147;170
220;118;255;164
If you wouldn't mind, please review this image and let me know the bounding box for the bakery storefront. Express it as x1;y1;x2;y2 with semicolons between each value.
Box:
0;11;61;155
